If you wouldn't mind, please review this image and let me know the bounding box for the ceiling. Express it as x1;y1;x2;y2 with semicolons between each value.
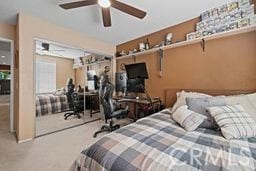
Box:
0;0;234;45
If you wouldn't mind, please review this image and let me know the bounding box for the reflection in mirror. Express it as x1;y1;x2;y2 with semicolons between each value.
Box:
34;39;113;136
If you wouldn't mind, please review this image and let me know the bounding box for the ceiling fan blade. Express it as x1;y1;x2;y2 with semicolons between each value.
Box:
59;0;97;9
102;7;112;27
111;0;146;19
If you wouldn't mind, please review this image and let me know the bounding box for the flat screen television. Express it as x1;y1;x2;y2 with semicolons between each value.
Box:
127;78;145;93
115;72;127;92
125;62;149;79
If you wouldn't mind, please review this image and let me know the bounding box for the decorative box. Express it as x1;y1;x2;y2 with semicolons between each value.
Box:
228;22;239;30
210;8;219;17
219;4;228;15
250;15;256;25
186;32;196;40
238;18;250;27
239;0;252;7
241;5;255;18
201;11;210;21
228;1;239;12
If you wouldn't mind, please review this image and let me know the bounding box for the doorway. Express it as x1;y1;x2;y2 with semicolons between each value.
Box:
0;38;14;133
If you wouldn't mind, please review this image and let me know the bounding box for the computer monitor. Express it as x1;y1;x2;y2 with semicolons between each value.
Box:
127;78;145;93
115;72;127;92
87;70;96;81
125;62;149;79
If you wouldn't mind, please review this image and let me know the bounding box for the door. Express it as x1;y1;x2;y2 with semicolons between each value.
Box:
0;38;14;133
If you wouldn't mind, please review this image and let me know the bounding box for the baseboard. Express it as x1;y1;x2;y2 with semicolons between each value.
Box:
18;138;33;144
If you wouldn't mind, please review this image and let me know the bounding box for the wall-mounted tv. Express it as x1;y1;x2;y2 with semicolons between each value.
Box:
125;62;149;79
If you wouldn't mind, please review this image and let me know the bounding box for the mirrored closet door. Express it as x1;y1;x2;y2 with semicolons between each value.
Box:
34;39;113;136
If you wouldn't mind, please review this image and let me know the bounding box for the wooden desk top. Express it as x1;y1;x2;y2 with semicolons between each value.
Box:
77;91;98;96
114;96;161;105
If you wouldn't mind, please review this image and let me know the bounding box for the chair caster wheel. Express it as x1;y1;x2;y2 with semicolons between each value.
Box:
64;117;67;120
77;115;81;119
93;134;97;138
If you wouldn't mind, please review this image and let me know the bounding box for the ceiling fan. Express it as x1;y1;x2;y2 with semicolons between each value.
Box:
59;0;147;27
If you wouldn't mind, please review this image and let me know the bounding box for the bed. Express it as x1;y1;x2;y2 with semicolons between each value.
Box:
36;93;69;117
71;89;256;171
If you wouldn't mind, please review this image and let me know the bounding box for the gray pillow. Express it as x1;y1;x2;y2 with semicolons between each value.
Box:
186;96;226;129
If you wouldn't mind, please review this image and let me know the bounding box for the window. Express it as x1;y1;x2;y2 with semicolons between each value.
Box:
36;61;56;93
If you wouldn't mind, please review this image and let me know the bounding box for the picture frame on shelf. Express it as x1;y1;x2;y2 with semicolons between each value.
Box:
228;1;239;12
230;11;242;22
239;0;252;7
210;8;219;17
201;11;210;21
219;4;228;14
241;5;255;18
250;15;256;25
186;32;196;40
228;22;239;30
238;18;250;28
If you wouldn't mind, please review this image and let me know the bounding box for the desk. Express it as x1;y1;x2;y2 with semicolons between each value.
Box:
114;97;161;121
84;92;100;117
77;92;100;117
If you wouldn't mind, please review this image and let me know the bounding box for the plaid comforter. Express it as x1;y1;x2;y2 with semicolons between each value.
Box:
36;94;69;117
71;109;256;171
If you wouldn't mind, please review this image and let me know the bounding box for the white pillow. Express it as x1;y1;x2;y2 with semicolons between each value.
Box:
171;91;212;113
225;93;256;121
207;104;256;139
172;105;207;131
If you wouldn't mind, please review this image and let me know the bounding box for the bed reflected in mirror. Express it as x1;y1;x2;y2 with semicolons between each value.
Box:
34;39;113;136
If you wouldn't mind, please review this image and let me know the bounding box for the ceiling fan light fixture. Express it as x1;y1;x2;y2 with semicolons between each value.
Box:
98;0;111;8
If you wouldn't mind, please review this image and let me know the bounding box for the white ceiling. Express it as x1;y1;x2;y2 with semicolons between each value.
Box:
0;0;234;45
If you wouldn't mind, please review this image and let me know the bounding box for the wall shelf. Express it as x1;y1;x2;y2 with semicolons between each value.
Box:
85;60;110;66
116;25;256;60
73;65;84;69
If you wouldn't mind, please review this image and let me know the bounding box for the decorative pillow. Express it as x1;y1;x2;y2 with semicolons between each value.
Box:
171;91;212;113
207;104;256;139
186;96;226;129
225;93;256;121
172;105;207;131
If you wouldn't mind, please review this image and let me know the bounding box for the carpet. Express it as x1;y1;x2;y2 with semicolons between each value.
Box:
0;104;132;171
36;111;102;136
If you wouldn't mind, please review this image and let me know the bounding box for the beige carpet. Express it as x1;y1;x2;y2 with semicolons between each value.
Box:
0;95;10;104
0;103;132;171
0;120;105;171
36;111;101;136
0;95;10;133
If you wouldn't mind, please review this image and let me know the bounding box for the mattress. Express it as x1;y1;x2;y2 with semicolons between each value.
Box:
71;109;256;171
36;94;69;117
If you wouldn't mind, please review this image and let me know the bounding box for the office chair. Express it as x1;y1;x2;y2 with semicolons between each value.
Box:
93;75;128;138
64;78;84;120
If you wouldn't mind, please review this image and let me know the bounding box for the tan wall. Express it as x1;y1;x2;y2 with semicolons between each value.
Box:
0;23;16;40
17;13;116;141
75;68;85;87
117;17;256;106
36;55;75;90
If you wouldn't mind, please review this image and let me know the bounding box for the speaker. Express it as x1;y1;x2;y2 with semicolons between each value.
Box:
115;72;127;92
